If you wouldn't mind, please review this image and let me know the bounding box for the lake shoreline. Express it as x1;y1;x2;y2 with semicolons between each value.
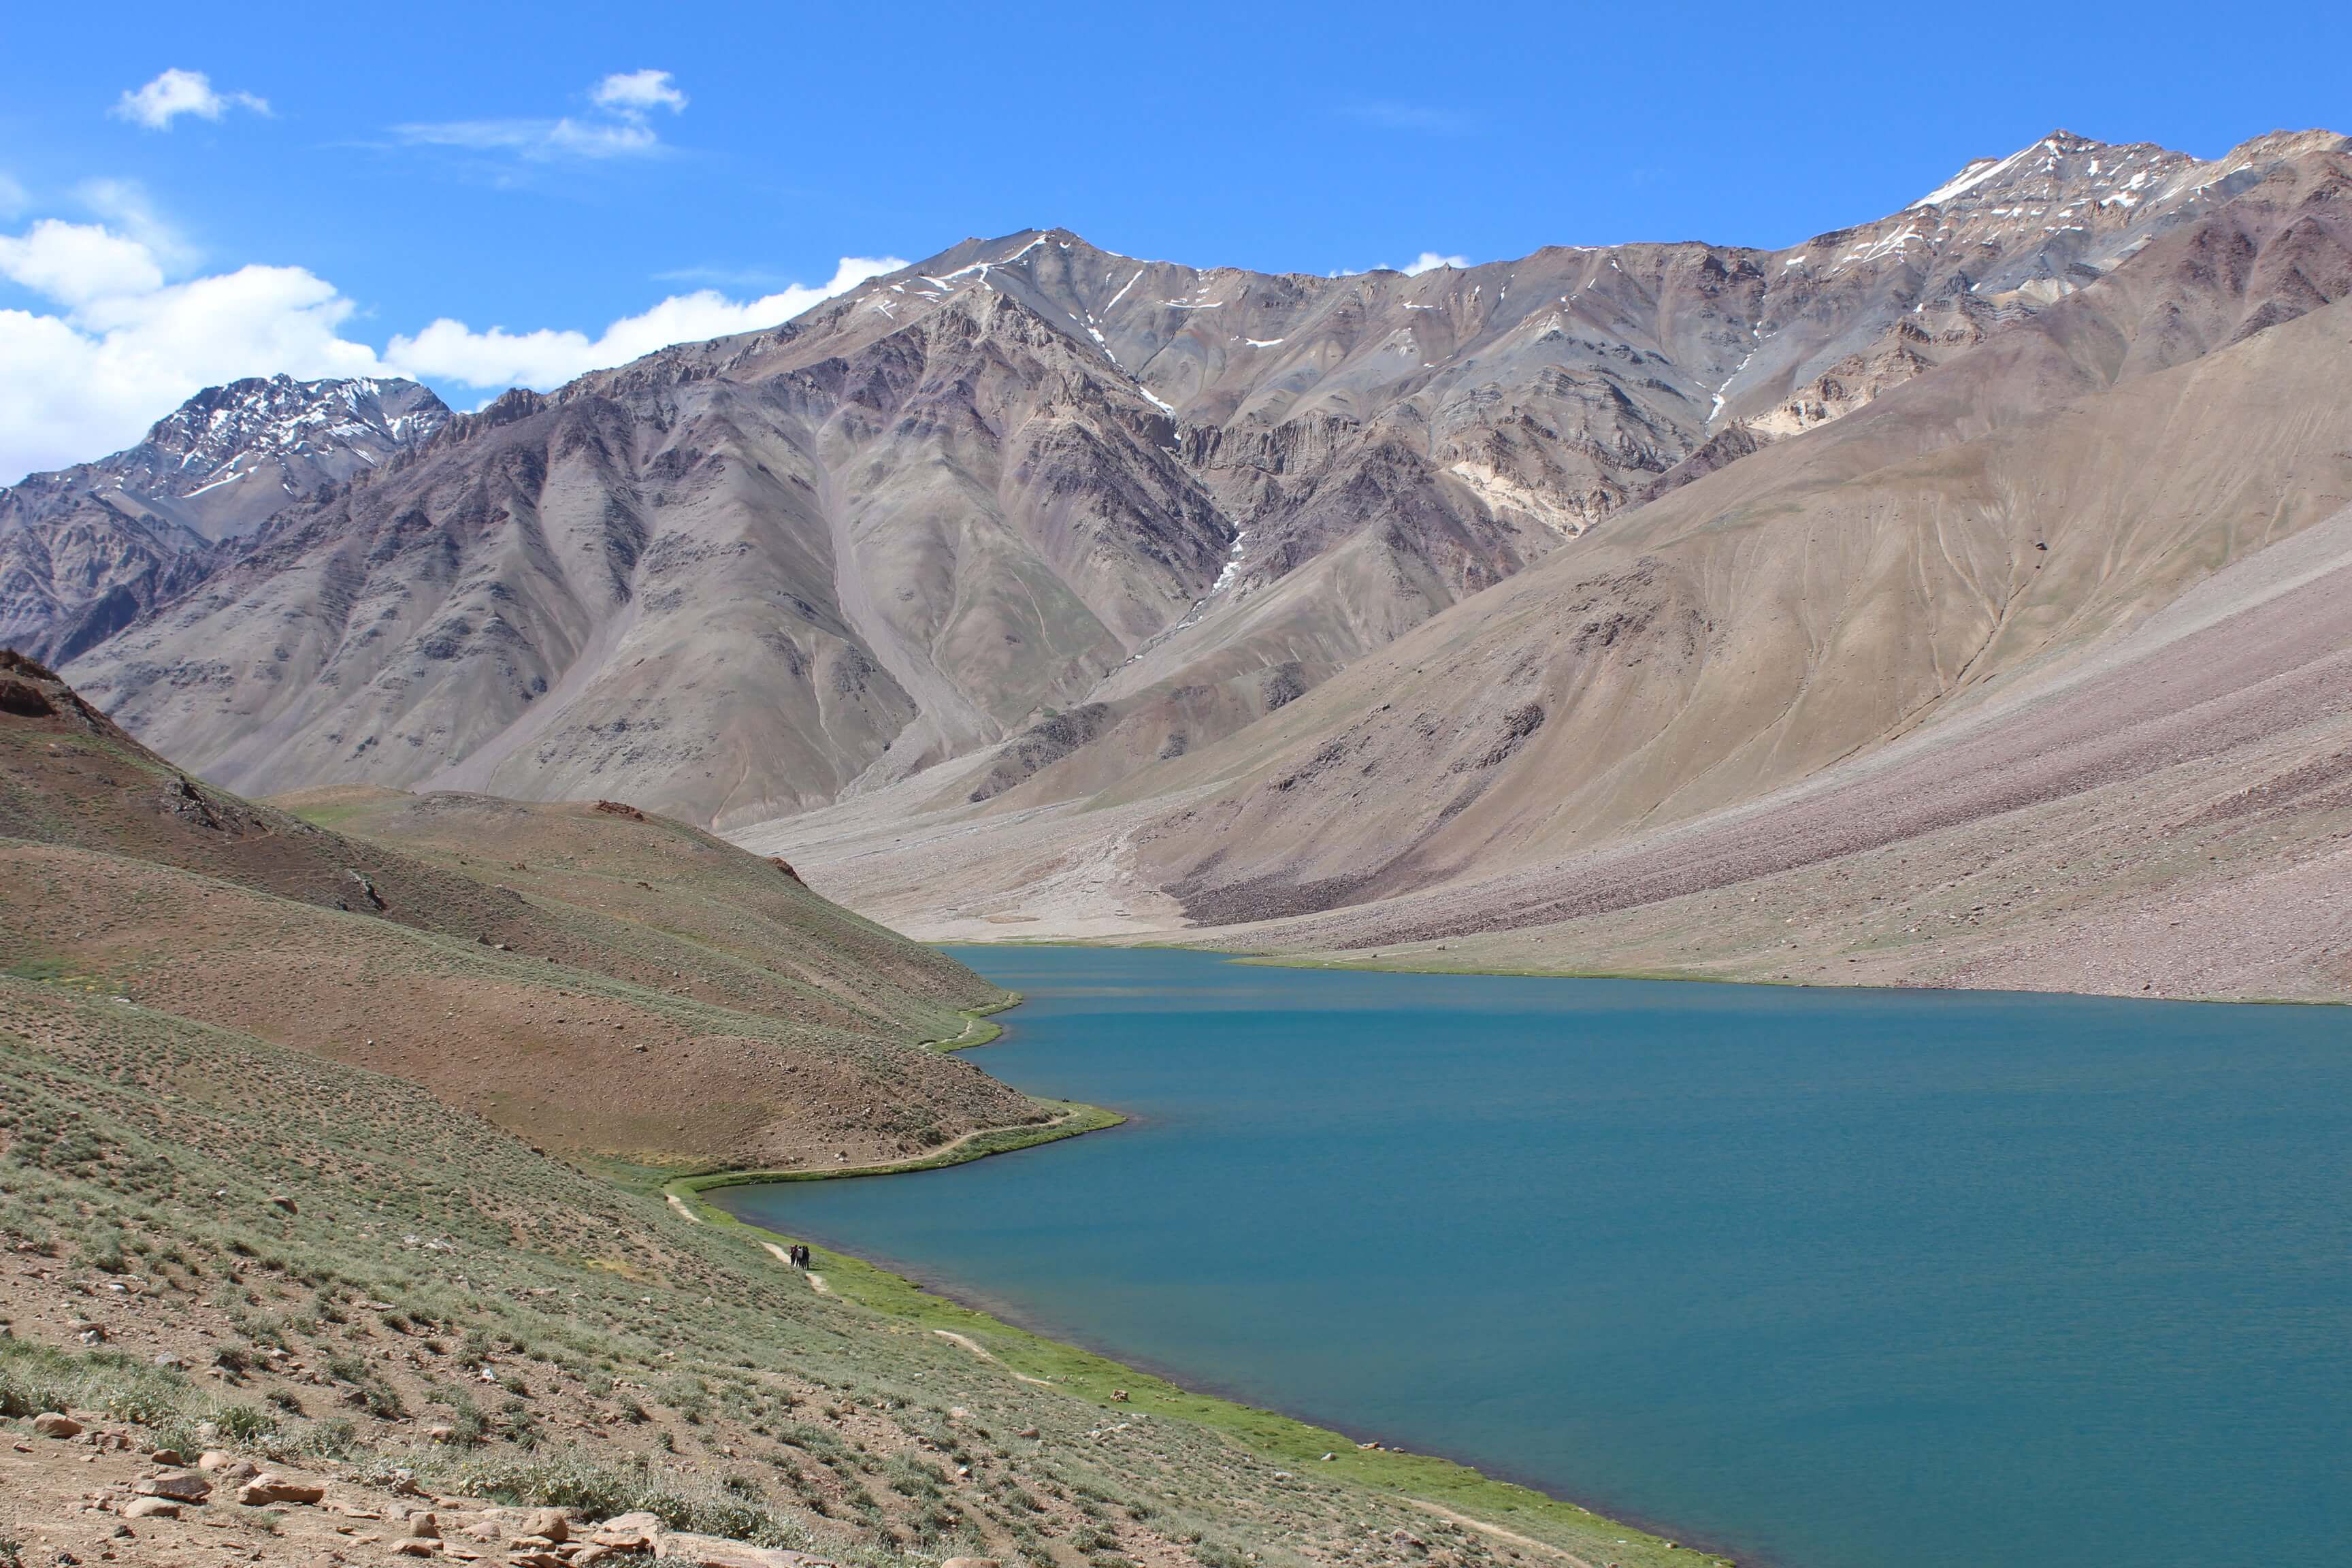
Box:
945;935;2350;1007
666;1003;1732;1568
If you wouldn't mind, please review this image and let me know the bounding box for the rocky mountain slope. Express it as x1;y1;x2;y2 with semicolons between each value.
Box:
0;376;446;665
739;130;2352;1001
58;130;2329;831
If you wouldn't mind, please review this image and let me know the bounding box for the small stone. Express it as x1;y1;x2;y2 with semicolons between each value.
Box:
1017;1427;1040;1439
135;1471;212;1503
199;1454;257;1481
401;1512;439;1539
122;1498;182;1520
423;1424;455;1443
236;1473;325;1506
524;1509;569;1542
33;1411;84;1438
943;1558;1002;1568
391;1544;435;1559
268;1195;298;1214
150;1448;185;1466
587;1512;664;1550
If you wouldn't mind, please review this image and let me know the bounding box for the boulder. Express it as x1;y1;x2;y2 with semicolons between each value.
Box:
135;1471;213;1503
121;1498;182;1520
591;1513;666;1550
653;1535;838;1567
32;1412;83;1438
0;676;57;718
525;1508;570;1541
235;1473;326;1506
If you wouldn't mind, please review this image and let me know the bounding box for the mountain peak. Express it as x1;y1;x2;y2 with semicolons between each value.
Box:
1908;129;2191;212
139;374;448;483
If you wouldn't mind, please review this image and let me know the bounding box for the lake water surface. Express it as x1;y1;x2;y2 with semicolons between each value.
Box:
712;948;2351;1568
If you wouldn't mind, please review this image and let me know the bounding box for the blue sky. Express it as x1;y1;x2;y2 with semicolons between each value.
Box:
2;0;2347;480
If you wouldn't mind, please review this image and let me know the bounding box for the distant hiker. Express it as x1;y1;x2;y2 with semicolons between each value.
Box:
789;1243;811;1270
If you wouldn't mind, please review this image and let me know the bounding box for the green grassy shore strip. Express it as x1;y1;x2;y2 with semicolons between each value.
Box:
921;995;1025;1052
664;1107;1716;1568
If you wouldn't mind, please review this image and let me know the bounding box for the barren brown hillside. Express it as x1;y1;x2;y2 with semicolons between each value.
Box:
0;651;1028;1167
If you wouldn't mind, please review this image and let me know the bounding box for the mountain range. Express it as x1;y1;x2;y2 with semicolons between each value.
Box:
0;374;447;664
15;125;2352;998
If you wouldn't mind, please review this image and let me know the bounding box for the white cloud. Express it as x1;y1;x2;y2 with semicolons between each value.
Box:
392;117;662;161
1402;252;1469;276
0;220;382;483
0;202;902;483
0;173;26;219
114;68;270;130
75;179;199;272
0;218;165;305
593;70;687;114
395;70;687;163
386;256;905;389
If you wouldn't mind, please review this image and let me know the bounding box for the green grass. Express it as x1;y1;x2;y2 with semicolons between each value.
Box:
674;1100;1120;1194
921;993;1024;1052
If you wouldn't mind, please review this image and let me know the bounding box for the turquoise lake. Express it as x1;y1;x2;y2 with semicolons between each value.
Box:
710;947;2352;1568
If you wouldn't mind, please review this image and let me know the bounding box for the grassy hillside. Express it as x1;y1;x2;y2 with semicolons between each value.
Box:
0;651;1030;1170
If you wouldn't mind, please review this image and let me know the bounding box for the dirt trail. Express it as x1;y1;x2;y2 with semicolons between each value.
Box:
934;1328;1056;1386
666;1192;702;1224
1407;1499;1600;1568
